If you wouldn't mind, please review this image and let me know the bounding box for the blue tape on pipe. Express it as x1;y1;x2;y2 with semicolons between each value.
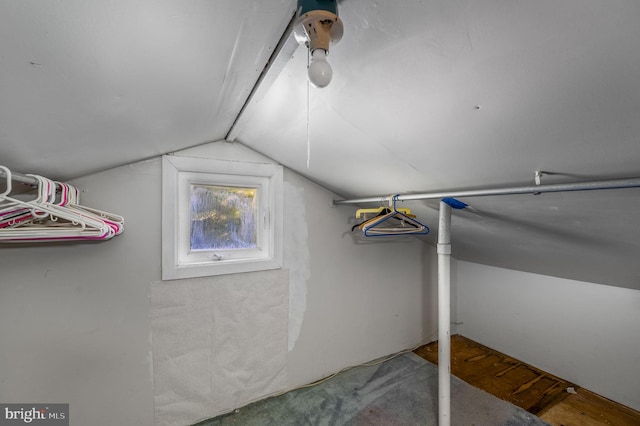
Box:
442;197;468;209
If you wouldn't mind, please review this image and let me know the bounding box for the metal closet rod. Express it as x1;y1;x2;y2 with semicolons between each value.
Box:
0;168;39;185
333;176;640;205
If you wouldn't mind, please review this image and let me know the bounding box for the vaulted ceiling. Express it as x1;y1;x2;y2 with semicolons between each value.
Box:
2;1;640;289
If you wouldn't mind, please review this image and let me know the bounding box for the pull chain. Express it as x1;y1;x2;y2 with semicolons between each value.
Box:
306;48;311;169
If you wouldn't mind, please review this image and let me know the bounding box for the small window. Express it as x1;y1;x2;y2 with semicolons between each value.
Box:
162;155;283;280
190;184;258;251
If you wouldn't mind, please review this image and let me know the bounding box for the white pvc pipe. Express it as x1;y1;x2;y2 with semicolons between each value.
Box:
437;201;452;426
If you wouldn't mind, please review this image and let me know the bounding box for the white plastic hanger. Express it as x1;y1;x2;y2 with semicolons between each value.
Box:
0;166;125;242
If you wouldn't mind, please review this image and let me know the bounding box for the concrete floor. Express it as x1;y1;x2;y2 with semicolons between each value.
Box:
195;352;548;426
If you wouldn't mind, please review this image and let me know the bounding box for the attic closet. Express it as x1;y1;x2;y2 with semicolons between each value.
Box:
0;165;124;242
337;175;640;426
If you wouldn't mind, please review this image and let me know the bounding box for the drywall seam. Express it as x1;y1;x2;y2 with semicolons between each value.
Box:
283;181;310;351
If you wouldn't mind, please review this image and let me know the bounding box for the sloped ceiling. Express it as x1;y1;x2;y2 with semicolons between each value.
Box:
0;0;295;178
2;1;640;289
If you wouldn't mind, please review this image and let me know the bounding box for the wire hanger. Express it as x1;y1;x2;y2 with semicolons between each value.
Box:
359;195;430;237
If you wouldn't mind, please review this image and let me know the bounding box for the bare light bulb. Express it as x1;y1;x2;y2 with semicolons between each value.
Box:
308;49;332;88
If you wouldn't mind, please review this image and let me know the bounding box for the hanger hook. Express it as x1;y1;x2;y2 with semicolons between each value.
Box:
0;165;11;196
391;194;401;212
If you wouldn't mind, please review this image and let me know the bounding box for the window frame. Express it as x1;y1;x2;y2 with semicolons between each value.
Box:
162;155;283;280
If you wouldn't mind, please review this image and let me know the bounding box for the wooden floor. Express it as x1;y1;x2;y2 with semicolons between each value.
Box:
414;335;640;426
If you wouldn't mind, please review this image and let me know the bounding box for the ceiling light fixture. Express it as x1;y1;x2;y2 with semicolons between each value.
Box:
295;0;343;88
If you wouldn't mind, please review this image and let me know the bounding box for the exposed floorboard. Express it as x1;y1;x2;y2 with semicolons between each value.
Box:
414;335;640;426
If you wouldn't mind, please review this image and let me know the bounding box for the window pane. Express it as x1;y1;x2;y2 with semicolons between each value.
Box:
190;185;257;250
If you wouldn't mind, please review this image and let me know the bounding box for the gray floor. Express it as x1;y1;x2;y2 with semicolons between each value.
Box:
196;353;549;426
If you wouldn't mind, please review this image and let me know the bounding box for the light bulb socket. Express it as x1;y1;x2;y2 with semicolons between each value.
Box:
295;1;342;88
295;9;343;53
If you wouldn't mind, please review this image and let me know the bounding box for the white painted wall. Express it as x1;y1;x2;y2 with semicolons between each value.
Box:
0;159;158;426
456;261;640;411
0;141;437;426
